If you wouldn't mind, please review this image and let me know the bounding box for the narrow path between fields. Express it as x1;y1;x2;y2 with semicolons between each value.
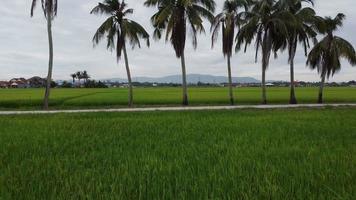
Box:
0;104;356;115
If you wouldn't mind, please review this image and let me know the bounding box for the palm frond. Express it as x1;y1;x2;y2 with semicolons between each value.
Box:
334;36;356;65
210;13;224;48
90;3;113;15
122;19;151;48
92;16;116;46
30;0;38;17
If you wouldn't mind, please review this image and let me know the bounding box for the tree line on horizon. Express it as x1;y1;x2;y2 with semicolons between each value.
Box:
30;0;356;109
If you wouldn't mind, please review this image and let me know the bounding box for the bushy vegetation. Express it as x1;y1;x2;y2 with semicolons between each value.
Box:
83;80;108;88
1;108;356;199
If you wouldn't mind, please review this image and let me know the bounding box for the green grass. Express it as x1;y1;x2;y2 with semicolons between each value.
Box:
0;87;355;110
1;108;356;199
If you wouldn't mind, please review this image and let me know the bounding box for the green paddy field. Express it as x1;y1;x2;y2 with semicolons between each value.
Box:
0;87;355;110
1;108;356;199
1;87;356;199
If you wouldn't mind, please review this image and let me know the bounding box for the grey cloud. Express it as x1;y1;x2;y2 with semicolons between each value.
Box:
0;0;355;82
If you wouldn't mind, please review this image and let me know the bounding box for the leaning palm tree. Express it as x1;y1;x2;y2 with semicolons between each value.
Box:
145;0;216;105
278;0;317;104
91;0;149;107
31;0;57;109
211;0;250;105
307;14;356;104
236;0;294;104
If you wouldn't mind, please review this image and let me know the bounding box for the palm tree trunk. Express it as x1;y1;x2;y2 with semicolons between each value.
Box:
288;38;298;104
43;15;54;110
227;56;234;105
261;68;267;105
318;73;326;104
261;46;268;105
261;31;271;105
180;51;188;106
123;44;133;107
289;57;297;104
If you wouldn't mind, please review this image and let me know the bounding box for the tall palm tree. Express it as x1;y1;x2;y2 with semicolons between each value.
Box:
31;0;58;109
144;0;216;105
91;0;150;107
211;0;250;105
307;14;356;103
236;0;294;104
278;0;317;104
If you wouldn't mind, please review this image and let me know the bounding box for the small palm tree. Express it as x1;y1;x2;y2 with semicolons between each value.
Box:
236;0;294;104
91;0;150;107
70;73;77;85
82;71;90;83
307;14;356;103
211;0;250;105
31;0;57;109
145;0;216;105
76;71;82;86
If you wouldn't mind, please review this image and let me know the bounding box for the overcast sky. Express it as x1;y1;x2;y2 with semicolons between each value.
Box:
0;0;355;82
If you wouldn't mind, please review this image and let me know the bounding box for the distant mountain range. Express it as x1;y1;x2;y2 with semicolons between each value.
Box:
105;74;260;84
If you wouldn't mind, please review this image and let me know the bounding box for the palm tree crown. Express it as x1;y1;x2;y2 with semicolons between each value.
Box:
31;0;58;18
91;0;150;61
307;14;356;78
211;0;250;57
144;0;216;58
236;0;294;63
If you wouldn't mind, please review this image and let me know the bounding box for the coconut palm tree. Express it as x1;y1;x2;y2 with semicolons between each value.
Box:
144;0;216;105
211;0;250;105
76;71;82;86
307;13;356;103
277;0;318;104
236;0;294;104
91;0;150;107
30;0;57;109
82;71;90;83
70;73;77;85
